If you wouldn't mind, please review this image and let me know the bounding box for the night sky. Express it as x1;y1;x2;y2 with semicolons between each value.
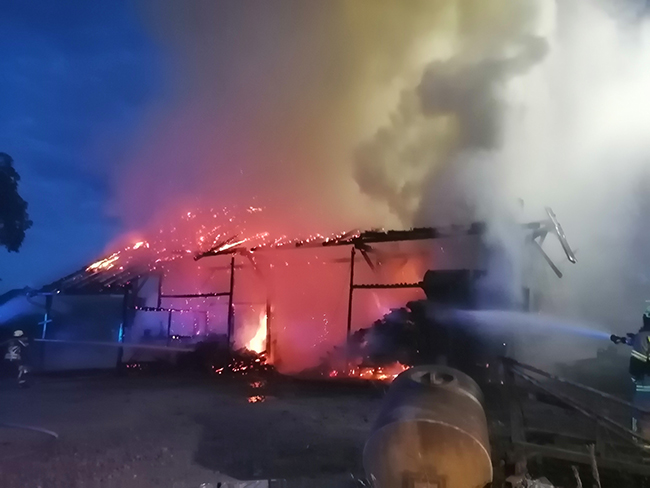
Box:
0;1;163;292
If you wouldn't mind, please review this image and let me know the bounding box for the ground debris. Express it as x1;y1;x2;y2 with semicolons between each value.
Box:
506;475;555;488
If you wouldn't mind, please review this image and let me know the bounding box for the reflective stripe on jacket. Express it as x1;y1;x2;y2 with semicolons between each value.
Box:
632;331;650;362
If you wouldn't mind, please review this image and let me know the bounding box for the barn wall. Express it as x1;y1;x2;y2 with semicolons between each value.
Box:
42;295;122;371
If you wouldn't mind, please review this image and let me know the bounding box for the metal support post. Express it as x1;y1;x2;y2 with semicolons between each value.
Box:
166;310;173;345
40;295;53;339
346;246;356;340
38;294;53;371
227;256;236;348
265;300;272;360
157;272;163;309
116;286;131;371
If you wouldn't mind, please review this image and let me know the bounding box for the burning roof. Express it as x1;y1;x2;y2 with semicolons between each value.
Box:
35;226;482;295
34;207;575;296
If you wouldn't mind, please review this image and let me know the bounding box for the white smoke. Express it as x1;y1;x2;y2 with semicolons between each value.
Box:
485;1;650;334
356;0;650;364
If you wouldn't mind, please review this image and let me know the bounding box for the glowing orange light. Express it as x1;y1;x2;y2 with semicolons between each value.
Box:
329;363;408;383
245;310;267;354
87;252;121;272
217;238;248;252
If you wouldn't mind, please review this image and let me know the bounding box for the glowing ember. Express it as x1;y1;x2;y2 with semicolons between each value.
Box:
210;352;272;377
329;362;408;382
245;310;267;354
80;206;361;282
87;252;121;272
247;395;266;403
216;238;248;253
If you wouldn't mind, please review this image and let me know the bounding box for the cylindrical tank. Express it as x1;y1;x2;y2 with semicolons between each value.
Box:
363;365;492;488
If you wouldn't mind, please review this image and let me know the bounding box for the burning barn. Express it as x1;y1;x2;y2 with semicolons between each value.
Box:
5;206;575;377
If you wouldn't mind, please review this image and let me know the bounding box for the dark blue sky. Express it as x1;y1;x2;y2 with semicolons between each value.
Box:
0;1;163;292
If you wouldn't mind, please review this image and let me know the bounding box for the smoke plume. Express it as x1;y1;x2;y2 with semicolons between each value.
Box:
112;1;552;233
107;1;650;368
113;0;462;236
357;0;650;364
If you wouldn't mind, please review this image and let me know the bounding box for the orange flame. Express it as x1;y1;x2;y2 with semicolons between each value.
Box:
245;310;267;354
87;252;121;272
330;362;408;382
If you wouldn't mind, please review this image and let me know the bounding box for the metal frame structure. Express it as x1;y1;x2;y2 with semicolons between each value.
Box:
344;245;425;338
32;256;240;369
501;357;650;477
340;208;576;340
28;208;575;369
147;256;238;347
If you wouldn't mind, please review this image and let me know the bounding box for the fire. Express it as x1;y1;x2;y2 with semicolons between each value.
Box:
211;355;271;377
246;310;267;354
329;362;408;382
81;206;361;280
87;252;121;272
216;238;248;253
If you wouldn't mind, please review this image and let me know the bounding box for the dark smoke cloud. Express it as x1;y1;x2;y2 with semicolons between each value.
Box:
415;34;548;228
353;0;546;226
418;36;547;149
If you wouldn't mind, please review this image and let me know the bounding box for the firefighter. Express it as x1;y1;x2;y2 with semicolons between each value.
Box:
611;308;650;441
3;330;29;387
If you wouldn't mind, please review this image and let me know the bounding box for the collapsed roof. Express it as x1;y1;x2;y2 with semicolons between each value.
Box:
34;208;576;296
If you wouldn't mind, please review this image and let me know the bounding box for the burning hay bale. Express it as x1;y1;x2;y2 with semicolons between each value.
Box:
303;303;429;383
313;296;512;386
177;339;275;377
306;294;503;384
211;349;274;377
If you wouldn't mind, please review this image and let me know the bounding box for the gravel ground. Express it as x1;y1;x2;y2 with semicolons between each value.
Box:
0;373;382;488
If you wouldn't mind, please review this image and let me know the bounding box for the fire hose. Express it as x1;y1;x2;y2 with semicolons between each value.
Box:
610;333;635;345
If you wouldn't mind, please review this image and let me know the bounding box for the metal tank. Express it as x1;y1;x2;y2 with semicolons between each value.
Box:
363;365;492;488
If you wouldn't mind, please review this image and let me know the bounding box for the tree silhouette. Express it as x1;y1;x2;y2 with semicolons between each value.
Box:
0;153;32;252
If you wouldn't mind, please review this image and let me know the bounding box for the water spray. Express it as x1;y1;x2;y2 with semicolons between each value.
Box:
448;309;612;341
